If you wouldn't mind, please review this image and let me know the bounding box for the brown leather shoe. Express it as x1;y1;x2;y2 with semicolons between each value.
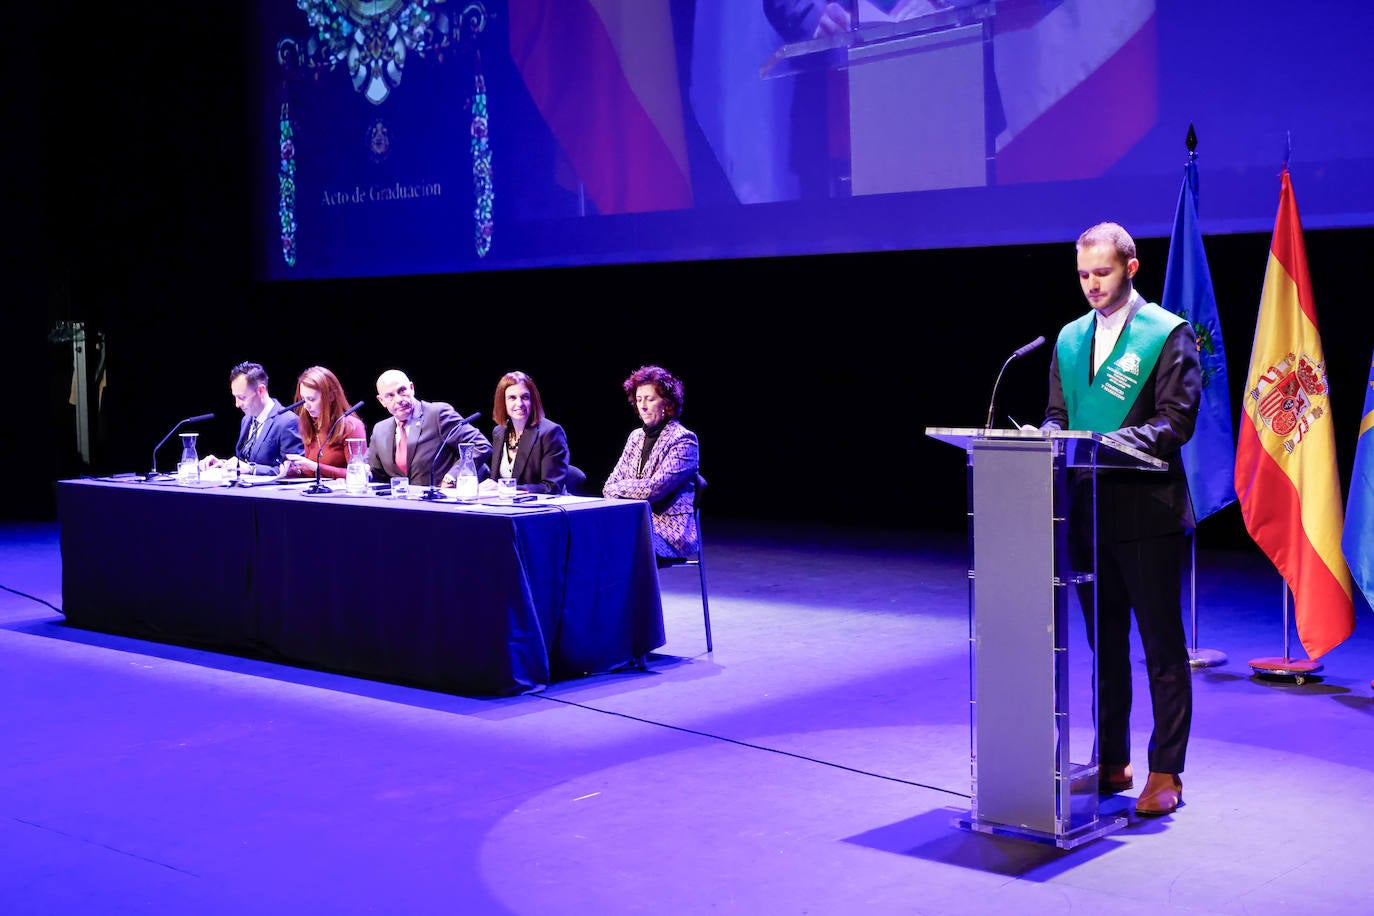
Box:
1069;762;1132;794
1135;771;1183;816
1099;763;1134;793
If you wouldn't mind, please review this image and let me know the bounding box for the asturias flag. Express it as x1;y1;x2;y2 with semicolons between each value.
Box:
1161;152;1235;523
1343;349;1374;612
1235;167;1354;660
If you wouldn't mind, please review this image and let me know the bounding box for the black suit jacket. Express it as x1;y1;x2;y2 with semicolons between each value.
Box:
367;400;492;486
1044;309;1202;542
489;418;571;495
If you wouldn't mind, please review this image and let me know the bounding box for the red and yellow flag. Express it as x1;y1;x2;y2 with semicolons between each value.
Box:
509;0;693;216
1235;167;1354;659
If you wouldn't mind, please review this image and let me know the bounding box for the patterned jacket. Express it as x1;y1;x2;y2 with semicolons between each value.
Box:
602;419;700;558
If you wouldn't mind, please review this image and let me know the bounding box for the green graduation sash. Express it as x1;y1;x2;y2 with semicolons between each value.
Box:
1056;300;1186;432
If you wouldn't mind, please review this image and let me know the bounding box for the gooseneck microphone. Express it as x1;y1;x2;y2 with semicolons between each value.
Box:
275;397;306;415
148;413;215;479
985;335;1046;429
421;411;485;501
303;400;365;496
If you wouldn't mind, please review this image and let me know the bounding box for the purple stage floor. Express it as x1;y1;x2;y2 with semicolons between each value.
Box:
3;518;1373;914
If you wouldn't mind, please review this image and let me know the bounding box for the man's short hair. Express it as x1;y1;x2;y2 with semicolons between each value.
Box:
231;361;269;389
1076;222;1136;263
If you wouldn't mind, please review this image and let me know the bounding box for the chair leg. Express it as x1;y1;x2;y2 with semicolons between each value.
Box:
699;546;712;653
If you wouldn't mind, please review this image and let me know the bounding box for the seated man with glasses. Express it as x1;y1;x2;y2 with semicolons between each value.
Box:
367;368;491;487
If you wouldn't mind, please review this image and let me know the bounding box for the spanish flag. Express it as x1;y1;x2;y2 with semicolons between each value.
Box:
509;0;693;216
1235;167;1354;659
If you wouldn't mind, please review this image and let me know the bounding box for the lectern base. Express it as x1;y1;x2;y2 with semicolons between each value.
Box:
1250;656;1322;684
954;812;1126;850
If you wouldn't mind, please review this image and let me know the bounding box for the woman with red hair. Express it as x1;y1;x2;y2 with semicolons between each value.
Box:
284;366;366;479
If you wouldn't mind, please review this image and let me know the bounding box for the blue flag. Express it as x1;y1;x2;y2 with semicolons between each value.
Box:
1161;154;1236;523
1343;349;1374;612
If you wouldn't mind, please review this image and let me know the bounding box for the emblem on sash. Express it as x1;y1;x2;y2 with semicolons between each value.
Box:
1114;352;1142;377
1250;353;1329;451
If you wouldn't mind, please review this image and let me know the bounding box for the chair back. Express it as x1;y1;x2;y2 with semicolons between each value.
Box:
565;464;588;496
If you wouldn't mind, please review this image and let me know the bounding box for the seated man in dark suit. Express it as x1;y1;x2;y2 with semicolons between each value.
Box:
367;368;491;487
199;361;304;476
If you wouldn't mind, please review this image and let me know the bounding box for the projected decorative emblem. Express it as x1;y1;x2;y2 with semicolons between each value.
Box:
279;102;297;267
472;73;491;257
367;118;392;163
294;0;476;105
278;2;491;265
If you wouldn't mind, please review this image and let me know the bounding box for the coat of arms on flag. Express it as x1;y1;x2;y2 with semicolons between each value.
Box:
1251;353;1329;446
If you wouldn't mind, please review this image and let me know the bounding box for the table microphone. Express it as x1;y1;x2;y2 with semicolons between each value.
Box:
303;400;365;496
148;413;215;480
275;397;306;415
985;335;1045;429
421;411;486;501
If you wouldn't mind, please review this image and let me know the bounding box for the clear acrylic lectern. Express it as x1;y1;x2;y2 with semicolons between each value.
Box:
760;1;998;194
925;427;1165;848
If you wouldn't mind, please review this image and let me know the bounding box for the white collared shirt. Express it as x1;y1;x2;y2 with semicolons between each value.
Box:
254;399;277;423
1093;291;1142;374
247;398;277;443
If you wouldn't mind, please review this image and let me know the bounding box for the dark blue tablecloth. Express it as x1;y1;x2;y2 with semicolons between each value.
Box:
58;479;665;696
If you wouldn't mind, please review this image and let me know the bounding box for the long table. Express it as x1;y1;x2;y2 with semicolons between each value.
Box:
57;479;665;696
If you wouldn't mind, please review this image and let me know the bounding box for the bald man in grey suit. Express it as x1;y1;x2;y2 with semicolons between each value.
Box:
367;369;491;486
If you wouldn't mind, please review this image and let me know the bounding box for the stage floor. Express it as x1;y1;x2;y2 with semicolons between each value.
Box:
3;518;1372;914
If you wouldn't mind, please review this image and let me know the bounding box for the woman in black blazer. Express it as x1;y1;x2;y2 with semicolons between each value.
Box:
478;370;572;496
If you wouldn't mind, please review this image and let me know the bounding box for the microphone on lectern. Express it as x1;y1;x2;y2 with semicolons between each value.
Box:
148;413;215;479
421;411;485;501
303;400;365;496
985;336;1045;429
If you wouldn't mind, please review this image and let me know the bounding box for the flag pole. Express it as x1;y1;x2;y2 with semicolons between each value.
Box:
1237;155;1354;682
1168;124;1228;668
1250;580;1322;683
1187;528;1226;667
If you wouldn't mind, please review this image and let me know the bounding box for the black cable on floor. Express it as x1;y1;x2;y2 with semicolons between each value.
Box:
535;692;972;800
2;573;972;802
0;584;63;614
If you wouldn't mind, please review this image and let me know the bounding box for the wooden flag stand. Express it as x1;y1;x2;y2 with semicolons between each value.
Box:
1250;579;1322;684
1186;529;1227;668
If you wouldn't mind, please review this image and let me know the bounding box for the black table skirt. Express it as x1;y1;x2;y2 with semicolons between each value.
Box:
58;480;665;696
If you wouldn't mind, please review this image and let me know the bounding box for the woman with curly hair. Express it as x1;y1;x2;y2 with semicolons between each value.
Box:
602;365;700;564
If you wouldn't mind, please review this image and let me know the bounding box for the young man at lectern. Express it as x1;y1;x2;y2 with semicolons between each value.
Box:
1037;222;1201;817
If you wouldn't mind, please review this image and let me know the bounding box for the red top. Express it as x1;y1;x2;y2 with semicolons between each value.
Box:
297;414;367;479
